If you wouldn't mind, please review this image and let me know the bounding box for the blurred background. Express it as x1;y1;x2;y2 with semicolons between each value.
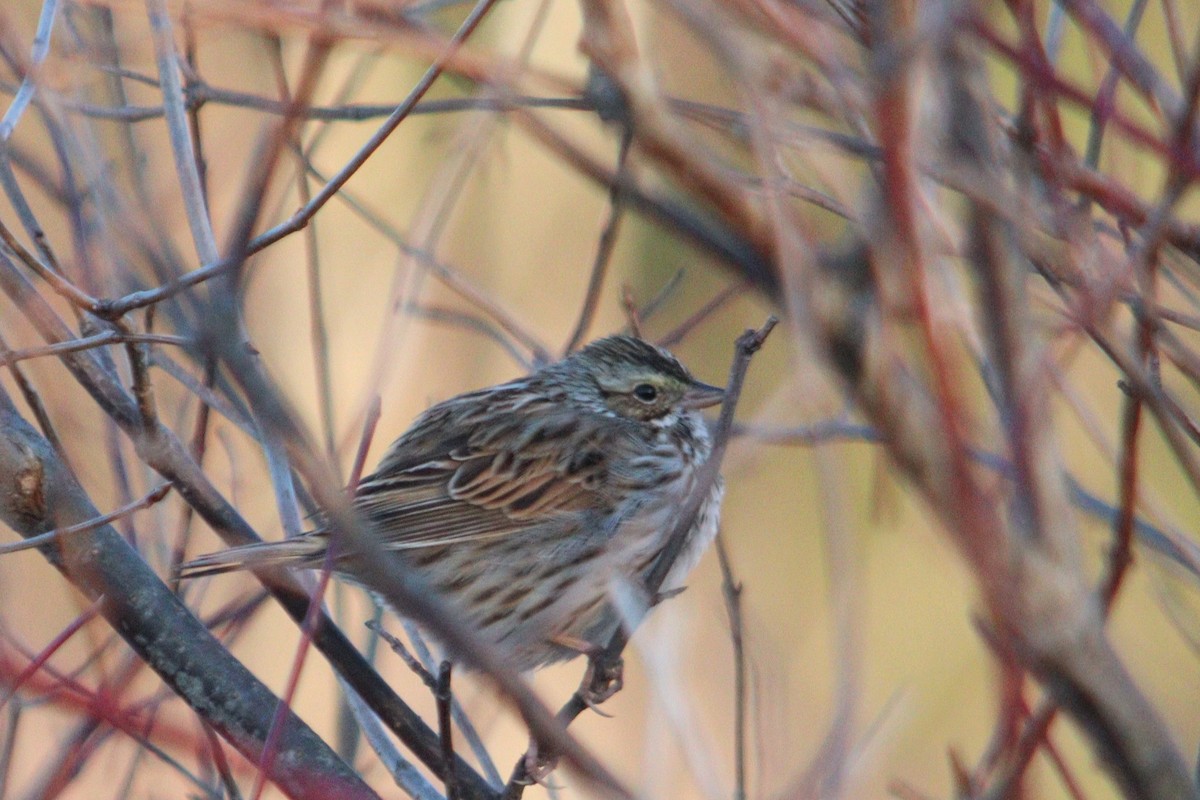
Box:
1;0;1199;799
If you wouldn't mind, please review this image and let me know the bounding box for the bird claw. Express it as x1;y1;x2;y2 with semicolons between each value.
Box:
652;585;687;606
581;653;624;709
548;634;625;709
582;692;615;717
522;742;561;787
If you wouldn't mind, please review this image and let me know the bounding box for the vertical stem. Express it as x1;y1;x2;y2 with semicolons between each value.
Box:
715;535;747;800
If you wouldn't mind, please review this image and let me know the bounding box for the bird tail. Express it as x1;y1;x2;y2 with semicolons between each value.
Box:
176;536;328;580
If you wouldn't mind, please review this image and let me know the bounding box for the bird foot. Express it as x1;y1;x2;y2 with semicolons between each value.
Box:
522;742;561;787
581;653;624;709
548;634;625;710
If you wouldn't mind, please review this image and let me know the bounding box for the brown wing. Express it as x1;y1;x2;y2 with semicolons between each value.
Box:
352;385;616;550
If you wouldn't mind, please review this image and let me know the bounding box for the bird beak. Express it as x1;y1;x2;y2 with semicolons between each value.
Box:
681;381;725;410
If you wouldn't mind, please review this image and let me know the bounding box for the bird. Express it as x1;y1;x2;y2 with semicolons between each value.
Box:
178;335;726;675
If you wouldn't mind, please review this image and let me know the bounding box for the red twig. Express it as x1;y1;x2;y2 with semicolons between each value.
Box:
0;598;103;713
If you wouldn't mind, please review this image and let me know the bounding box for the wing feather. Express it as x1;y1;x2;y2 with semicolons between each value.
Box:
352;389;617;550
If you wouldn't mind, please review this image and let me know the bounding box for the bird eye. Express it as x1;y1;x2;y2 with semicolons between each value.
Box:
633;383;658;402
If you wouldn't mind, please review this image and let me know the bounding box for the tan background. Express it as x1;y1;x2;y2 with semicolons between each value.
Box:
0;1;1198;798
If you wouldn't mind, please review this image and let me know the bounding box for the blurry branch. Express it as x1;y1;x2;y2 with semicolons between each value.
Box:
735;417;1200;582
1053;0;1184;120
0;330;61;457
268;39;338;468
17;81;589;123
369;622;466;800
0;330;190;367
634;268;685;324
251;555;338;800
70;1;509;325
345;682;442;800
0;631;256;795
200;723;245;800
620;283;645;338
657;279;750;348
519;103;782;298
0;599;103;716
792;14;1195;799
0;0;58;141
336;0;558;434
150;352;257;437
147;0;219;266
564;127;632;355
972;19;1200;196
0;387;378;800
574;0;779;294
408;305;535;369
11;68;874;190
1080;0;1150;175
435;664;457;800
299;159;549;364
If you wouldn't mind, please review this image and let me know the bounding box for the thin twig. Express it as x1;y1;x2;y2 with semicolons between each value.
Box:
401;621;504;788
0;0;61;140
200;722;245;800
0;329;63;456
564;126;633;354
715;534;747;800
437;663;459;800
366;621;437;688
0;598;103;714
0;330;189;367
146;0;219;264
1079;0;1150;177
0;484;171;557
658;280;750;348
249;557;338;800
